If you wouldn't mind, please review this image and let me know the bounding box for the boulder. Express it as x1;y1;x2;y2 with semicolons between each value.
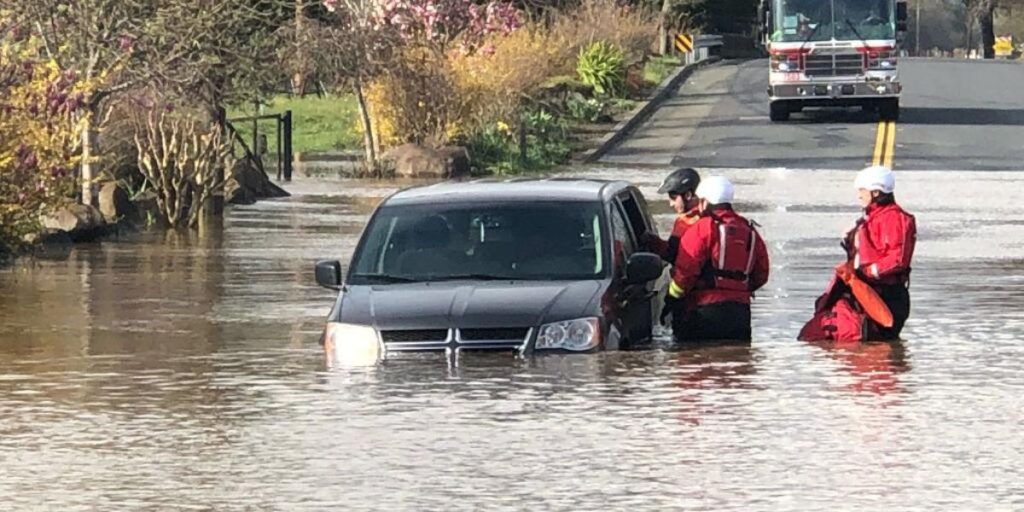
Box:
225;157;291;205
381;143;472;179
39;204;107;242
98;182;134;223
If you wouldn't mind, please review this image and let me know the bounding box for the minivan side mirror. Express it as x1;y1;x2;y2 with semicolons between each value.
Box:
624;252;664;285
315;260;343;290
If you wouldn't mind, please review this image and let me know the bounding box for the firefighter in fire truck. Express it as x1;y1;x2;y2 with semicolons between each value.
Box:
663;176;771;343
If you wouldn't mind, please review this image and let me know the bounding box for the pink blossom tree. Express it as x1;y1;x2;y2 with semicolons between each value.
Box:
324;0;522;54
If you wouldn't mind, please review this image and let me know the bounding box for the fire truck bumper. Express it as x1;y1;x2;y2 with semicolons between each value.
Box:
769;79;901;103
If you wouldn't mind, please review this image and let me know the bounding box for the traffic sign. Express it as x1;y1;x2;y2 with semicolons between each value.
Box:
675;34;693;54
994;36;1013;57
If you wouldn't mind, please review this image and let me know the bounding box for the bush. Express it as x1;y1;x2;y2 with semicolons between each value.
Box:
576;41;626;97
361;48;461;148
566;93;608;122
448;27;567;137
132;105;234;228
352;0;656;172
445;0;654;131
551;0;657;65
463;110;570;175
1;38;89;253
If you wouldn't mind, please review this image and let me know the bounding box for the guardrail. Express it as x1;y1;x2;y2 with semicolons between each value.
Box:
684;34;724;65
672;33;723;63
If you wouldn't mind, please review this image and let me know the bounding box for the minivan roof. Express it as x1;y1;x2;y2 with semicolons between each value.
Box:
384;178;631;206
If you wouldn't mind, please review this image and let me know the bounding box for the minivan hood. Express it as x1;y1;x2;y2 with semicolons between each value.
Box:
336;280;604;330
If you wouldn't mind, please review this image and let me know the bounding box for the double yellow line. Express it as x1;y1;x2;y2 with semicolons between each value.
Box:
872;120;896;168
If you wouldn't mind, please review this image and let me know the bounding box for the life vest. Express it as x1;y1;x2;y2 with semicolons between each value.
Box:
697;215;761;293
846;203;916;285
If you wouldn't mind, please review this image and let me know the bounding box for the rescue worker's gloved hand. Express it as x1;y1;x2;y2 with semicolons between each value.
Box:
660;295;682;325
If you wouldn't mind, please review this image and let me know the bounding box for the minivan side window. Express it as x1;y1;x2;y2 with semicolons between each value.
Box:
619;192;651;240
609;203;635;273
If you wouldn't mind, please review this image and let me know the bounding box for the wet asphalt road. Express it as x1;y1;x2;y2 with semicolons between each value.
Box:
602;58;1024;171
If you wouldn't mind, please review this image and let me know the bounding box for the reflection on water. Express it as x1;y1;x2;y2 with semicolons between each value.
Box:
805;339;910;399
2;171;1024;510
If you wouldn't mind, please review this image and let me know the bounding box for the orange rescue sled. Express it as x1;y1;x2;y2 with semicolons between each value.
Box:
835;263;894;328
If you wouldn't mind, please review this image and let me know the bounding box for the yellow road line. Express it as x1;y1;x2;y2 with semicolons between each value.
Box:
871;120;897;168
883;120;896;169
872;120;886;166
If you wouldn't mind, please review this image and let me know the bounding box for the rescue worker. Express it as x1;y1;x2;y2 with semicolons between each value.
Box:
641;168;702;325
665;176;770;342
843;165;916;339
797;165;916;342
642;167;702;264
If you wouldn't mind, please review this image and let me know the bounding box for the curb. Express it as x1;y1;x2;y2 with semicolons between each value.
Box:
577;56;722;163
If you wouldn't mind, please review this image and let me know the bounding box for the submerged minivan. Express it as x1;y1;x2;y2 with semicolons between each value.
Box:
315;178;667;360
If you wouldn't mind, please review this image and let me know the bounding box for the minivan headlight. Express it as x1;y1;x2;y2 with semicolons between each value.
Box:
535;318;601;351
323;322;382;366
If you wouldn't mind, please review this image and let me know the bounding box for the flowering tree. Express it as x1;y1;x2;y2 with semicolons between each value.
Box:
0;36;92;253
324;0;522;53
8;0;151;205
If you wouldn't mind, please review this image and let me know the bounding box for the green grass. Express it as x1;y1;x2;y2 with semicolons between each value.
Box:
228;95;361;155
643;55;682;86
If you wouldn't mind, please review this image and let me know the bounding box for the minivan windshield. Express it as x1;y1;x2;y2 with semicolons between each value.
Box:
771;0;895;43
348;202;606;284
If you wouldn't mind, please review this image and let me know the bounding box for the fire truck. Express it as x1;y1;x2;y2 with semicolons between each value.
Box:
758;0;909;122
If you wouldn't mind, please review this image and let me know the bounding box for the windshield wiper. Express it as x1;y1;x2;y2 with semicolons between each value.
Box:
844;18;871;49
350;273;418;283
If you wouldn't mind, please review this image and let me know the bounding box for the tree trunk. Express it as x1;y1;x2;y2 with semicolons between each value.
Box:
80;110;96;205
979;2;996;59
353;79;377;166
292;0;306;95
658;0;672;55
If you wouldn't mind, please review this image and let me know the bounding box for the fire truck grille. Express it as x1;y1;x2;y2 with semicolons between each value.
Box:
805;53;864;77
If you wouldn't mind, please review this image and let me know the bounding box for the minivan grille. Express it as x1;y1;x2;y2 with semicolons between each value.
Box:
459;328;530;341
378;327;530;352
380;329;448;342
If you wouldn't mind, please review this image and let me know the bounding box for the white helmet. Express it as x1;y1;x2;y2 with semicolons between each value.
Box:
695;175;735;205
854;165;895;193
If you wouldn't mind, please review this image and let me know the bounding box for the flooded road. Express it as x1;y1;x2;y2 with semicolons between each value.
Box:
2;169;1023;510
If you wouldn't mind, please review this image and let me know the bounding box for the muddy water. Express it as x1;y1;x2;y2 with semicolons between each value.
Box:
2;170;1023;511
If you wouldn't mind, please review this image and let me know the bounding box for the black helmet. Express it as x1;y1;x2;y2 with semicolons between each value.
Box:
657;168;701;195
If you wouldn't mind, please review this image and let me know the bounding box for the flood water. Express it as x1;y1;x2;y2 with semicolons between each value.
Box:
2;168;1023;511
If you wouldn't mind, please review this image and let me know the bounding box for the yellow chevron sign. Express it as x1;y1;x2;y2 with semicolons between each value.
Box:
994;36;1013;57
675;34;694;54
